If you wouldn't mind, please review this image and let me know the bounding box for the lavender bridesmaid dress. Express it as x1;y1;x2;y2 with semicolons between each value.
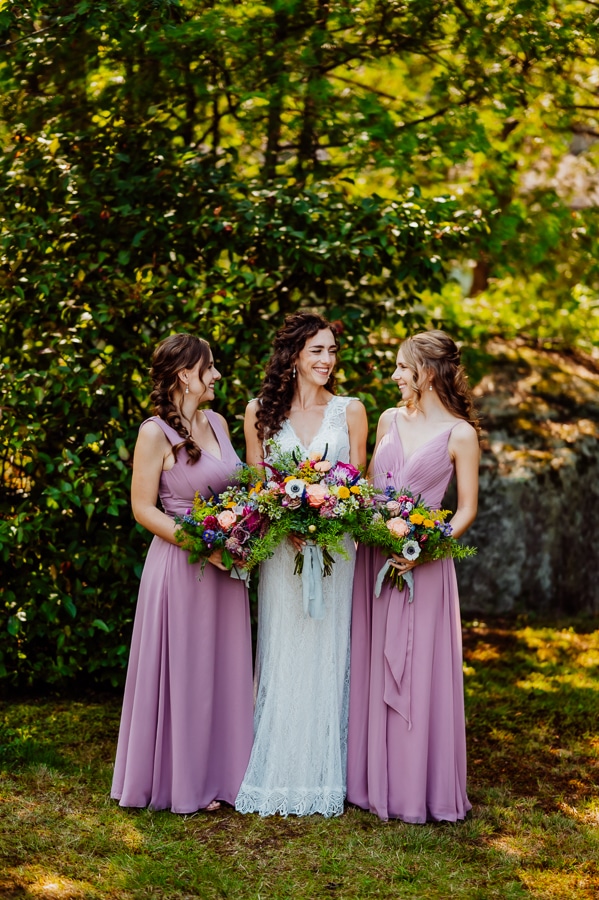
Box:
111;414;254;813
347;413;471;823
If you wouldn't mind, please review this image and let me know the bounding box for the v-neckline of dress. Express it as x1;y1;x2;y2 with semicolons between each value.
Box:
285;396;335;453
393;416;455;465
197;411;223;462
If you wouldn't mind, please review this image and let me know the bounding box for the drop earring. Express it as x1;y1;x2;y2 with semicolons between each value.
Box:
428;384;433;391
185;384;189;394
292;366;296;378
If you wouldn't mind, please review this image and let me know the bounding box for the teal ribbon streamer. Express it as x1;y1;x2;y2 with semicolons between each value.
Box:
374;560;392;597
374;560;414;602
229;565;250;585
302;542;325;619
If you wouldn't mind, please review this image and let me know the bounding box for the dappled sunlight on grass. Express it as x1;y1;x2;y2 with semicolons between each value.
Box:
515;673;560;692
105;814;146;851
519;869;599;900
1;618;598;899
3;866;96;899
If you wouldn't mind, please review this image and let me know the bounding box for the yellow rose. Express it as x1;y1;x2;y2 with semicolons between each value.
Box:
423;519;435;528
410;513;424;525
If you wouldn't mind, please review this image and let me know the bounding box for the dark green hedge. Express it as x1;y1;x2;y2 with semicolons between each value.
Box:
0;0;508;687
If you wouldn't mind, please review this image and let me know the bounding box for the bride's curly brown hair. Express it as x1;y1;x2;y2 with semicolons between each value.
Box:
149;333;212;463
255;312;339;441
400;330;481;437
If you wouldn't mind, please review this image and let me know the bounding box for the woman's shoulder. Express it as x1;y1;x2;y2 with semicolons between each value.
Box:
448;419;480;457
378;406;399;426
332;395;365;413
140;416;170;436
449;418;479;442
137;417;173;448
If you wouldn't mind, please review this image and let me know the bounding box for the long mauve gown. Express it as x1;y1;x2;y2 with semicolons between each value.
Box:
347;414;471;823
111;414;254;813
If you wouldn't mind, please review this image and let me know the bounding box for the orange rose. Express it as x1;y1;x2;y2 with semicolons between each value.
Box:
313;460;332;473
217;509;238;531
305;483;329;507
386;517;411;538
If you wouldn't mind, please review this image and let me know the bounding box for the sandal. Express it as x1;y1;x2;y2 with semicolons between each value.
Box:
205;800;221;812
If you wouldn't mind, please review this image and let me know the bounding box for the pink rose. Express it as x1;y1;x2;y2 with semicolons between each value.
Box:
385;500;402;515
216;509;238;531
386;517;411;538
313;460;332;473
305;483;329;507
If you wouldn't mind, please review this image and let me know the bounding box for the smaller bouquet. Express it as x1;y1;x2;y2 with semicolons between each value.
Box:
357;485;476;600
175;472;272;580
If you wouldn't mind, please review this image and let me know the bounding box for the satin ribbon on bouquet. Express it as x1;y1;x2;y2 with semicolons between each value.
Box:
374;559;414;602
301;541;326;619
229;565;250;585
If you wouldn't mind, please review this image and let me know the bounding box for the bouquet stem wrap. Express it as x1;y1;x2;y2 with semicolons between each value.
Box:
302;541;326;619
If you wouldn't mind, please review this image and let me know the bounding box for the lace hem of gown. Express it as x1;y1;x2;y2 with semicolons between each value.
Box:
235;786;345;818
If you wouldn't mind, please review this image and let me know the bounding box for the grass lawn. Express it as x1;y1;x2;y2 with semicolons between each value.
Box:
1;616;598;900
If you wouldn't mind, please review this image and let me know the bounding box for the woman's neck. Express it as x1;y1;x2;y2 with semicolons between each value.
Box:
291;383;331;411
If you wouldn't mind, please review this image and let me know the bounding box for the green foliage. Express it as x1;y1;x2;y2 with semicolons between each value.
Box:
1;1;598;686
426;275;599;356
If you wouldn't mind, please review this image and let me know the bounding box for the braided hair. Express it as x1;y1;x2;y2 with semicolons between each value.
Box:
149;333;211;463
255;312;339;441
400;330;481;437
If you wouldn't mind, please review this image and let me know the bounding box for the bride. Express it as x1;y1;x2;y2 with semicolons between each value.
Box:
235;312;368;817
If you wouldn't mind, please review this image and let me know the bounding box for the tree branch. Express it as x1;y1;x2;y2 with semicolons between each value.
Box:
396;93;482;130
327;72;398;101
0;23;58;50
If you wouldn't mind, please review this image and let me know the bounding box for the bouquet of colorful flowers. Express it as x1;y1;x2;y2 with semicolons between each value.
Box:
175;471;275;579
244;443;377;617
356;483;477;599
253;443;376;569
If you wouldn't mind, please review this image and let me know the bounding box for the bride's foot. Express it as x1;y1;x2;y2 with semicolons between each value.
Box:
205;800;221;812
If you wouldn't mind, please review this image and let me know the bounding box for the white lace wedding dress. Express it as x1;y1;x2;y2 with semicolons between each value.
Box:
235;396;357;817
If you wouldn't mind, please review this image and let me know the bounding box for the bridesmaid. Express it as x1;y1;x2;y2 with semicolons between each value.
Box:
347;330;480;823
111;333;254;813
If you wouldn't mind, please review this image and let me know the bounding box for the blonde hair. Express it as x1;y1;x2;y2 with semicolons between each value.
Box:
400;330;480;436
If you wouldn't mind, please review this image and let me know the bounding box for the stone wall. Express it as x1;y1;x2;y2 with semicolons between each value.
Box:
450;340;599;615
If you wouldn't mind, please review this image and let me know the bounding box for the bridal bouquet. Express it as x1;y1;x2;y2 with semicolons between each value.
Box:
246;444;376;617
175;472;274;578
254;443;376;568
357;484;476;599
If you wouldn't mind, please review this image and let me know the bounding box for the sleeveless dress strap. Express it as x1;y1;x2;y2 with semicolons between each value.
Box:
140;416;183;446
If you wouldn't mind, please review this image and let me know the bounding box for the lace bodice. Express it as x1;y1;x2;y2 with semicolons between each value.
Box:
265;395;353;465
